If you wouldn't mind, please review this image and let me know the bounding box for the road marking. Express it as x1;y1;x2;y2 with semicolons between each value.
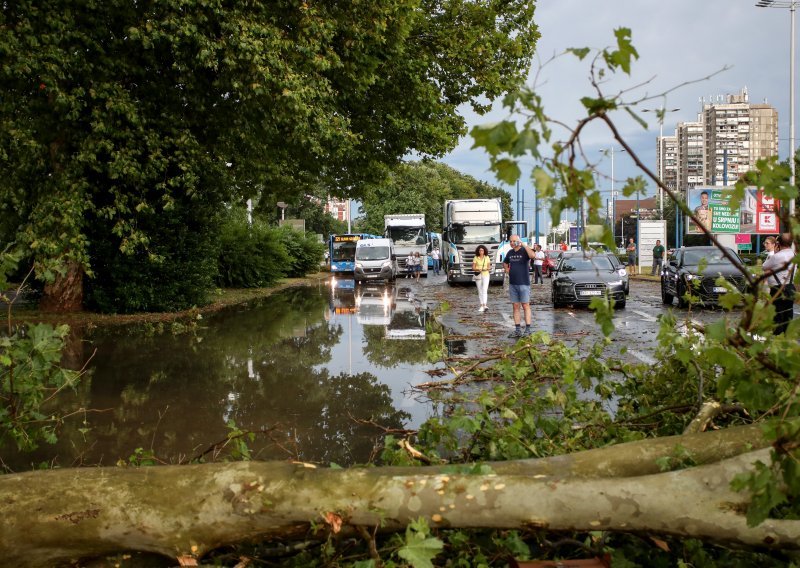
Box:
628;349;657;365
630;309;658;323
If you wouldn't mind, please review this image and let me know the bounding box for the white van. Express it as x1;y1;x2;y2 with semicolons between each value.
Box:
354;238;397;282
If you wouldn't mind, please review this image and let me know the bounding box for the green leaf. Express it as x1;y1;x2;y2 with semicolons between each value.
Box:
397;531;444;568
567;47;591;60
492;158;522;185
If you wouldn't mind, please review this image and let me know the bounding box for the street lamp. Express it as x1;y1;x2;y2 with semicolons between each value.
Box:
601;147;627;248
756;0;796;218
641;107;681;218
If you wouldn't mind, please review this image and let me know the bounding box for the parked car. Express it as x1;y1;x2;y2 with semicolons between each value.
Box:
605;253;630;295
542;250;561;278
660;246;748;308
551;252;626;309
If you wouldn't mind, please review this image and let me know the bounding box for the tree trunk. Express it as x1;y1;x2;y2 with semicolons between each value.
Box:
1;425;796;567
39;261;83;313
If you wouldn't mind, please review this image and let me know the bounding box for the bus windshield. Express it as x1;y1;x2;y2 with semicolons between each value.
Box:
450;224;501;244
332;240;358;262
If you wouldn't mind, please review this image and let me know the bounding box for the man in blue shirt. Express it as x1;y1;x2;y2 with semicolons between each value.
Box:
503;235;535;338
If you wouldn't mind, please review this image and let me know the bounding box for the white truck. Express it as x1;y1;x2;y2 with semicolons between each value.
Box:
384;213;428;277
442;199;505;285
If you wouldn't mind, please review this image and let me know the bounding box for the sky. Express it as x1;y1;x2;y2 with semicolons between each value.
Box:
439;0;797;233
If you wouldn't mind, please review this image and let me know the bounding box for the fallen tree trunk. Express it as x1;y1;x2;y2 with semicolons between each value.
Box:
1;424;795;567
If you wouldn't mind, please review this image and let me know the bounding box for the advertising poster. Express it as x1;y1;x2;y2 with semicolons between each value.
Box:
686;187;778;235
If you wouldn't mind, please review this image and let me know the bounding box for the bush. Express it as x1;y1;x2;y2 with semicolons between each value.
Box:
276;225;325;278
216;211;290;288
85;202;219;313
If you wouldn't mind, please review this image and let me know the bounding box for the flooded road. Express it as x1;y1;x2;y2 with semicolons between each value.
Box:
5;272;742;471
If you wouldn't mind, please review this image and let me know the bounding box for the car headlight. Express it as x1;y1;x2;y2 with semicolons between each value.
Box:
685;273;695;281
617;269;626;277
355;262;363;270
381;260;391;269
608;280;623;287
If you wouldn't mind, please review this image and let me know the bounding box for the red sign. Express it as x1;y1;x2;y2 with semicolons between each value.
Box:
735;233;750;244
756;191;779;233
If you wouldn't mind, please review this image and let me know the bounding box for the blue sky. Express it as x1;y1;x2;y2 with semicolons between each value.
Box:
438;0;796;232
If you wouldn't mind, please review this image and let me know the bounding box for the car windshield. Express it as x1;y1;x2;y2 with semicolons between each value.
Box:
559;256;614;272
356;246;391;261
450;224;501;244
683;249;737;266
547;251;561;259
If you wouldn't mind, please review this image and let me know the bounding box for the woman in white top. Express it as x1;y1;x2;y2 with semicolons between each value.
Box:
472;245;492;312
762;233;795;334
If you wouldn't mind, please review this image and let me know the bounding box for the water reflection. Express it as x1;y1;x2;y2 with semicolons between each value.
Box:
8;282;439;470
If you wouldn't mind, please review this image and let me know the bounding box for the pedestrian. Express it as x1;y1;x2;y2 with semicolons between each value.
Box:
651;239;665;276
503;234;535;338
626;238;637;275
431;246;441;275
472;245;491;312
762;233;796;335
764;235;776;258
412;251;422;281
532;244;545;284
405;252;415;278
560;240;568;252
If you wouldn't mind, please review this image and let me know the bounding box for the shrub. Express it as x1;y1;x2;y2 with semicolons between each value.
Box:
276;225;325;277
85;202;219;313
216;211;289;288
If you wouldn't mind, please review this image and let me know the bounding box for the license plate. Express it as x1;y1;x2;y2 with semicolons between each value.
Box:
579;290;602;296
713;286;727;293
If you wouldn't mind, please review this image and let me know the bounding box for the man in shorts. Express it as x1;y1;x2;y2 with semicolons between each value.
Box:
503;235;535;338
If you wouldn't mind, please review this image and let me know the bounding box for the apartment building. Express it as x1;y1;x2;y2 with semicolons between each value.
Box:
656;135;679;193
658;87;778;195
676;120;705;190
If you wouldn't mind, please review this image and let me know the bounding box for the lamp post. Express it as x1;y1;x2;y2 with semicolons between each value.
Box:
601;147;627;248
641;107;681;218
756;0;796;219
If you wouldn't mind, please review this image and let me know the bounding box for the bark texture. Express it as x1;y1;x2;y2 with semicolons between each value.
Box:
1;425;796;567
39;261;83;313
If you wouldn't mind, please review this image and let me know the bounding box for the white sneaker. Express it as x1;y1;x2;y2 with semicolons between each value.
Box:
478;306;485;312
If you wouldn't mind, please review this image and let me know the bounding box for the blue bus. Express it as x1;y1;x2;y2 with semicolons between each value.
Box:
329;234;379;273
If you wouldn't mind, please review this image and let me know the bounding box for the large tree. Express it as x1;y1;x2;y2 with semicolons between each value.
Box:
0;0;538;311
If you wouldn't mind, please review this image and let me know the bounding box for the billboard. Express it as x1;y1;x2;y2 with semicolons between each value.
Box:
686;187;779;235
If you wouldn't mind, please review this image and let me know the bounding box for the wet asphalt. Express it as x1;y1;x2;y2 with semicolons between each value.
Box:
397;271;743;367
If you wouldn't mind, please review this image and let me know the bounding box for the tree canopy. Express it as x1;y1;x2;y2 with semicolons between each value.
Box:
0;0;538;310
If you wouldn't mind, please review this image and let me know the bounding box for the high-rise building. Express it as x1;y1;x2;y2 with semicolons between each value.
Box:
658;88;778;195
657;135;679;194
676;120;705;190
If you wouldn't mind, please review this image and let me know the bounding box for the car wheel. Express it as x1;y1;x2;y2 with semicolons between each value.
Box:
616;299;626;309
677;281;688;308
661;279;673;305
625;283;630;296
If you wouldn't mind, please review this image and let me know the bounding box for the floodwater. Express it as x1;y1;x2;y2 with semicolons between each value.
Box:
6;279;441;471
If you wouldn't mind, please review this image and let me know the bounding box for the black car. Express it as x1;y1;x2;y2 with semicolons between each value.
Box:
660;246;748;308
605;253;630;295
552;252;626;309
